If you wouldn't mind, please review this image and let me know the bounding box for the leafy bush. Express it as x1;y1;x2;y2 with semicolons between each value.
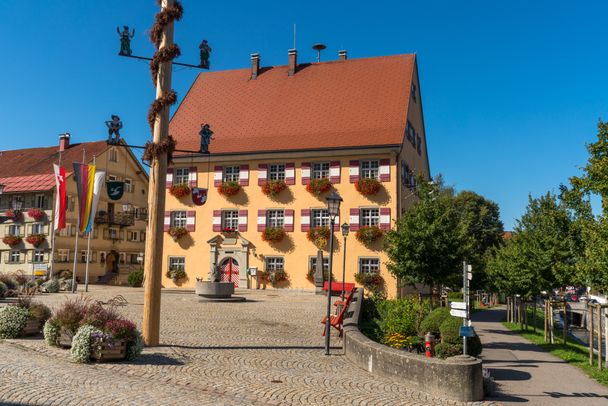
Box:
42;278;60;293
128;269;144;287
447;292;464;301
81;302;121;330
436;315;482;358
418;307;451;337
439;316;463;344
126;329;144;360
43;318;61;346
0;281;6;299
0;273;17;290
0;306;29;338
53;296;90;334
71;324;98;363
27;302;52;327
374;297;430;338
435;342;462;358
61;278;77;292
306;178;332;196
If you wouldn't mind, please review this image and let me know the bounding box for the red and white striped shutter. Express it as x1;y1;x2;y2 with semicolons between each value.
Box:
349;208;360;231
284;209;294;232
238;210;248;232
163;211;171;231
285;163;295;185
239;165;249;186
186;210;196;232
301;209;311;231
166;168;174;188
380;208;391;230
301;162;311;185
379;159;391;182
333;212;340;231
214;166;223;187
349;160;360;183
212;210;222;232
189;167;197;187
258;164;268;186
330;161;341;184
257;210;267;232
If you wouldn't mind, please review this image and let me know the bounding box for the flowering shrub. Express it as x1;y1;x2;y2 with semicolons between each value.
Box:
307;226;330;248
25;233;46;247
168;227;188;241
71;324;98;363
306;178;332;196
218;181;240;196
261;180;287;197
355;178;381;196
43;318;61;346
52;296;90;335
269;269;288;284
169;183;191;198
384;332;409;349
0;306;29;338
2;235;22;246
355;226;384;244
27;208;45;221
105;319;137;342
262;227;286;242
166;267;186;282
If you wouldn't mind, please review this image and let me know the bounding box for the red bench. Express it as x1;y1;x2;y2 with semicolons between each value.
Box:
321;288;356;337
323;282;355;295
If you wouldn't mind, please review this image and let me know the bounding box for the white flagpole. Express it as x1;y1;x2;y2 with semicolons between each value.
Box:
71;219;80;293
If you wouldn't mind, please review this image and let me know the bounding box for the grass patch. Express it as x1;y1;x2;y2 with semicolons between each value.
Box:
503;307;608;387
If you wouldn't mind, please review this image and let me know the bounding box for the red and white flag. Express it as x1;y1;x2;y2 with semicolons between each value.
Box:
53;164;67;231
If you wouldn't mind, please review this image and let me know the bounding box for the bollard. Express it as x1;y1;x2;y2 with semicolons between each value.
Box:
424;332;435;358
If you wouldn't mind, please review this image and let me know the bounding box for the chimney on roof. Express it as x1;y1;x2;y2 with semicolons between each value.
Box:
251;53;260;79
338;50;348;60
59;132;71;152
288;49;297;76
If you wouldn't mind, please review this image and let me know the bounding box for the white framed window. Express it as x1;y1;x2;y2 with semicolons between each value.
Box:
8;224;22;236
127;230;140;241
31;223;44;235
107;174;118;182
169;256;185;271
311;209;330;228
223;166;240;182
33;250;45;263
266;210;284;228
174;168;190;185
268;164;286;181
35;194;47;209
359;258;380;274
124;178;133;193
170;211;187;228
312;162;330;179
9;250;21;264
309;256;329;272
222;210;239;230
57;249;69;263
109;148;118;162
265;257;284;272
360;208;380;226
361;160;380;179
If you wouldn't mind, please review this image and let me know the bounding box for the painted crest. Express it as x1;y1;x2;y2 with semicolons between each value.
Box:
106;181;125;201
192;187;208;206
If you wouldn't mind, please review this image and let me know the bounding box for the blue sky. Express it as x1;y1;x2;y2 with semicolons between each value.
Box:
1;0;606;229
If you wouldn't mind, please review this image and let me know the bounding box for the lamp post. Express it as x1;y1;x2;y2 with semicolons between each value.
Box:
325;191;342;356
340;223;349;300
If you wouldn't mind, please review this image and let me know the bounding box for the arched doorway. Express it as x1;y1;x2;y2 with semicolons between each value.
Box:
219;257;240;287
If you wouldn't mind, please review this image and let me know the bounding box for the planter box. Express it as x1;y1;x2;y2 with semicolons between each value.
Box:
59;330;73;348
21;318;41;336
91;339;126;361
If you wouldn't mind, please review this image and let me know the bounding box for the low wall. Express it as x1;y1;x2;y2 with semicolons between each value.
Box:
343;290;484;402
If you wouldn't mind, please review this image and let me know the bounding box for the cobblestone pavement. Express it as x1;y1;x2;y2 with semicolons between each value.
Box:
0;286;493;405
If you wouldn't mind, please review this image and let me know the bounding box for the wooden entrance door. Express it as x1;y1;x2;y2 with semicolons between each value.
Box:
220;258;240;287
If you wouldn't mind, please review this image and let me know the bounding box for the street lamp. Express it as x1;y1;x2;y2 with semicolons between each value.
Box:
324;191;342;356
340;223;350;300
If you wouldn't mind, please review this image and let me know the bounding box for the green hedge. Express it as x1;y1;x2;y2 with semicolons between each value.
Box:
418;307;451;337
375;297;430;338
128;269;144;287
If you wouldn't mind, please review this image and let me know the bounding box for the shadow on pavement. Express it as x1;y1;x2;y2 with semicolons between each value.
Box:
488;368;531;381
160;344;343;351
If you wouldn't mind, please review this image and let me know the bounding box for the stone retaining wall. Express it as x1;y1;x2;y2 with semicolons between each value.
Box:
342;289;484;402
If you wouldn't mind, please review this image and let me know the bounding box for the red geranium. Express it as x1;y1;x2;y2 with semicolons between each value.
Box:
355;178;381;196
261;180;287;197
218;181;240;197
25;234;46;247
27;208;45;221
306;178;332;196
169;184;191;198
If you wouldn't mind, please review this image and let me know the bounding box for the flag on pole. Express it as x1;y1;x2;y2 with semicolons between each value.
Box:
73;163;96;233
85;171;106;233
53;164;67;231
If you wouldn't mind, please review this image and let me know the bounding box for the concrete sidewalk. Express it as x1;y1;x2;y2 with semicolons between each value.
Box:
473;307;608;405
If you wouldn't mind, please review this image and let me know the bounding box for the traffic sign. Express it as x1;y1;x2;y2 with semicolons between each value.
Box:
459;326;476;337
450;309;467;318
450;301;466;310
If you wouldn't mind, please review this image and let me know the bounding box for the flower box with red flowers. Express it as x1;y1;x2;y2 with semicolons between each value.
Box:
354;272;383;288
169;183;191;198
306;178;332;196
218;181;241;197
262;227;286;242
25;234;46;247
261;180;287;197
167;227;188;241
26;208;45;221
2;235;22;247
355;178;382;196
355;225;384;244
5;209;23;221
307;226;331;248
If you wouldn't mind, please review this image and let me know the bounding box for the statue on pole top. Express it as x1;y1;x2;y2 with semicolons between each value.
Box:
117;26;135;56
199;40;211;69
199;123;214;153
106;115;123;145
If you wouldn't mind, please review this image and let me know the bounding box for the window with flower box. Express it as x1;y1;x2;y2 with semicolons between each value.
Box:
360;208;380;226
170;211;187;228
311;209;330;228
266;210;284;228
174;168;190;185
312;162;330;179
169;256;185;271
31;223;44;235
223;166;240;182
360;160;380;179
222;210;239;230
268;164;286;181
265;257;284;272
8;224;22;236
359;258;380;274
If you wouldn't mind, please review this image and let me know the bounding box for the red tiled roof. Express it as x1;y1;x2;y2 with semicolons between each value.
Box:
0;141;108;192
170;54;416;155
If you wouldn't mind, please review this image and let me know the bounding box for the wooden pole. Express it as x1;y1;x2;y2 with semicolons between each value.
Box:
142;0;174;347
589;304;594;366
598;305;603;370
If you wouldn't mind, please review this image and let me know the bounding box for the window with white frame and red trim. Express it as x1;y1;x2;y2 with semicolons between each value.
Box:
174;168;190;185
360;208;380;226
223;166;240;182
266;210;284;228
222;210;239;230
170;211;187;228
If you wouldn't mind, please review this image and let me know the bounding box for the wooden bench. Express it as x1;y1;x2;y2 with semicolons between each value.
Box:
321;288;356;337
323;282;355;295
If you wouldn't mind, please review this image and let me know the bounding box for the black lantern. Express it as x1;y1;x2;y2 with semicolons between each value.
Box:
341;222;350;238
325;191;342;219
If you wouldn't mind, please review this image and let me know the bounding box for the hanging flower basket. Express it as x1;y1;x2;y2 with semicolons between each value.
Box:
269;269;288;284
355;178;382;196
5;209;23;221
25;234;46;247
26;208;46;221
261;180;287;197
306;178;332;197
218;181;241;197
307;226;330;248
167;227;188;241
166;268;186;282
169;183;191;198
262;227;286;242
354;272;384;288
2;235;22;247
355;225;384;244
